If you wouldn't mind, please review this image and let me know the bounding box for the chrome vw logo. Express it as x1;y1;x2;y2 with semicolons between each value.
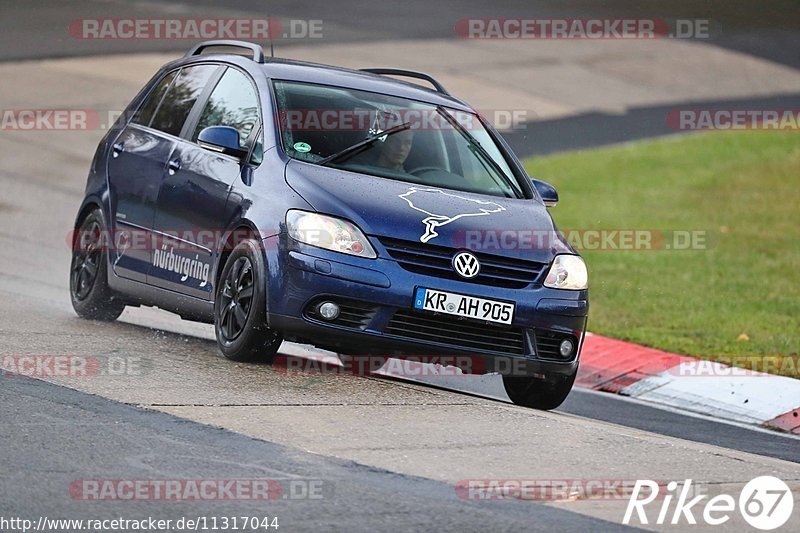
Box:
452;251;481;279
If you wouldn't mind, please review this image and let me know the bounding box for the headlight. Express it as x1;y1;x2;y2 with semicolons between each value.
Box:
286;210;377;259
544;255;588;290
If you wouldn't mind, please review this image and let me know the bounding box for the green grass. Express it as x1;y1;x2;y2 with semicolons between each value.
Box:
523;131;800;368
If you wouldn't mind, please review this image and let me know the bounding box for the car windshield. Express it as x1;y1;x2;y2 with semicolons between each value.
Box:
272;80;524;198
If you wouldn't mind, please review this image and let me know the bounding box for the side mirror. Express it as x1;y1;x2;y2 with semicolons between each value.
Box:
531;178;559;207
197;126;247;159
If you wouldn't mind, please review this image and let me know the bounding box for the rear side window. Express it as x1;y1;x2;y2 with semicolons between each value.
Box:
134;70;177;127
149;64;218;137
191;67;260;145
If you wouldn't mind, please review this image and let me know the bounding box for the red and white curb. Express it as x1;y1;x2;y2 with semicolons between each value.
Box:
281;336;800;434
577;334;800;434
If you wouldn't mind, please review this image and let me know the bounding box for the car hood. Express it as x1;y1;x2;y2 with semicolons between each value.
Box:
285;160;573;262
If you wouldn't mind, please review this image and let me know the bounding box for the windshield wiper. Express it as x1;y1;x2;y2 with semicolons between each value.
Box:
318;122;413;167
435;106;522;198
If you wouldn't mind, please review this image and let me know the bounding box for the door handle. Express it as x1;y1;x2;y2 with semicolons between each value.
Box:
167;159;181;175
111;142;124;158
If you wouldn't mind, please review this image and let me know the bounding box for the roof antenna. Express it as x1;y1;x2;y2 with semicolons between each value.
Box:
268;14;275;58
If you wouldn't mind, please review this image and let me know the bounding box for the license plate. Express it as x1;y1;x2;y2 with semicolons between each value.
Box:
413;287;515;325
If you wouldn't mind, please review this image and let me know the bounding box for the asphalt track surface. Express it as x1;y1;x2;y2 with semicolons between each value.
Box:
1;1;800;531
2;375;628;531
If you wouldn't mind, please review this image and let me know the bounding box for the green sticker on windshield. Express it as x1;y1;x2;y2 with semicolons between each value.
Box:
293;142;311;153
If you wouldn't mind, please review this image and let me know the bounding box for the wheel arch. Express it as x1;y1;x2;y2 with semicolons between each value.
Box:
71;197;106;248
215;220;267;290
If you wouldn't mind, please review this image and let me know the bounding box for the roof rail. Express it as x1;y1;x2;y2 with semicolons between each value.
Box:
185;40;265;63
360;68;449;95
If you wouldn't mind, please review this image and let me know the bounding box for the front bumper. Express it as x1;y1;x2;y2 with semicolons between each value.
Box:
263;234;588;378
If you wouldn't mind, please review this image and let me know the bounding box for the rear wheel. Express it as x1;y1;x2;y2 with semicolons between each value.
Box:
503;369;577;410
214;239;282;362
69;210;125;321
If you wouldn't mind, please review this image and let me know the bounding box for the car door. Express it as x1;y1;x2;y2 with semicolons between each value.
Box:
107;64;219;282
106;70;178;282
148;66;261;300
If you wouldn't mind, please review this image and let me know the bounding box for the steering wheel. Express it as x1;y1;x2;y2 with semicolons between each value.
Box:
409;166;447;176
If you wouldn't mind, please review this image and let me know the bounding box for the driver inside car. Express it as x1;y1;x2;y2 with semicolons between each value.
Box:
373;128;414;171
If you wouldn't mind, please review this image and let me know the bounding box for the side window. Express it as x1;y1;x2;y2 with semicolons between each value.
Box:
133;70;177;126
150;64;218;137
191;67;260;146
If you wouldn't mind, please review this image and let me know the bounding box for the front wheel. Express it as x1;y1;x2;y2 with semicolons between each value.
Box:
214;239;282;362
503;369;577;410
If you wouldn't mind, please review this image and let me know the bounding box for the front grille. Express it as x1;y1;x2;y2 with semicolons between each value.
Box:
385;309;525;355
304;298;379;330
534;330;577;361
378;237;546;288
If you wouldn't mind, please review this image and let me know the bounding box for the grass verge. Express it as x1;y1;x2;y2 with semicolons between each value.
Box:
523;131;799;375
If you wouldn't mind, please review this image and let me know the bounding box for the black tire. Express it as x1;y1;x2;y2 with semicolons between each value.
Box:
214;239;282;362
503;369;577;410
70;209;125;321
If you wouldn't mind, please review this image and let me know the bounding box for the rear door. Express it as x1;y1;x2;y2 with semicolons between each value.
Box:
106;64;219;282
106;70;177;282
149;66;261;299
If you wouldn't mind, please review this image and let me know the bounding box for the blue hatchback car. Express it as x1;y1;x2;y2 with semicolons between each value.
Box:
71;40;588;409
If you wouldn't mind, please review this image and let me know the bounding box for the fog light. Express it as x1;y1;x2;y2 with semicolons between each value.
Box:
559;339;575;357
318;301;340;320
